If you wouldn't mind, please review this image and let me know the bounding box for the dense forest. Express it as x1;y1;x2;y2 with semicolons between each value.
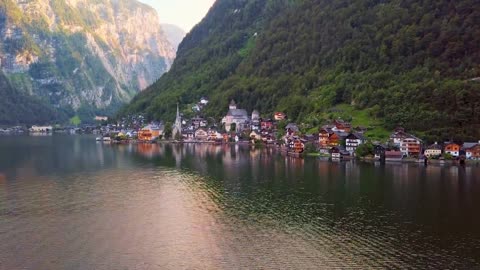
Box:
121;0;480;142
0;72;66;125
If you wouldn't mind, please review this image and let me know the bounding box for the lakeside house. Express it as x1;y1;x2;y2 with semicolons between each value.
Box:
400;136;422;157
330;146;351;159
289;138;305;153
390;128;422;157
138;124;163;142
373;143;387;160
385;151;403;162
194;128;209;141
94;116;108;122
463;142;480;160
346;132;365;155
444;142;461;157
425;142;442;158
30;125;53;133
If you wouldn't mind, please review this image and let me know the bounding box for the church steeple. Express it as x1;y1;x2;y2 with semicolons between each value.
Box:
172;103;182;139
229;99;237;110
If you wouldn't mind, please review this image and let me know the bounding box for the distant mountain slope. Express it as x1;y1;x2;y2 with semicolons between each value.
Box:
161;24;186;51
122;0;480;141
0;0;175;124
0;71;63;125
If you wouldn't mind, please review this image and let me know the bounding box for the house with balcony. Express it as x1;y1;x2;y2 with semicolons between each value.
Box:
400;136;422;157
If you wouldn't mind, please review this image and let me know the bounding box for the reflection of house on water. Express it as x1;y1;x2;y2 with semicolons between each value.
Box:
0;173;6;182
136;143;161;158
283;156;305;182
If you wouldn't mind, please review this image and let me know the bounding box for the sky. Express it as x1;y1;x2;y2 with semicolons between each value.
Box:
138;0;216;32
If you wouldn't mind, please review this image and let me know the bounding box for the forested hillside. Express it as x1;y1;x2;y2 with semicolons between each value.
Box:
0;72;64;125
123;0;480;141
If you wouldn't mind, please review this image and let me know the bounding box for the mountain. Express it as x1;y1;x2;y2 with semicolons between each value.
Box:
122;0;480;142
0;70;61;125
161;24;186;51
0;0;175;124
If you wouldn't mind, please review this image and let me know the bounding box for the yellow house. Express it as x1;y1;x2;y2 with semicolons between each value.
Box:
138;125;162;142
425;142;442;158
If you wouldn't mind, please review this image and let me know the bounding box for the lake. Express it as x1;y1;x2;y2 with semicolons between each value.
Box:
0;135;479;269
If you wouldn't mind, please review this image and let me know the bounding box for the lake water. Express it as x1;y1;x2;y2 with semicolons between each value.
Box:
0;135;479;269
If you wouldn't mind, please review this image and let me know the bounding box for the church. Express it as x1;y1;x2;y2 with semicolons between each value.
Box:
221;100;250;132
172;103;182;139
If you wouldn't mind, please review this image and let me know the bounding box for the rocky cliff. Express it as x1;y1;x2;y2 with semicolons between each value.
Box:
0;0;175;122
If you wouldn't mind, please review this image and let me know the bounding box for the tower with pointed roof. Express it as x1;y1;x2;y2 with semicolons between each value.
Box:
172;103;182;139
229;99;237;110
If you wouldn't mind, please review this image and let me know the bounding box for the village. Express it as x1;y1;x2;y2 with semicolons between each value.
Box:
2;98;479;164
93;98;480;165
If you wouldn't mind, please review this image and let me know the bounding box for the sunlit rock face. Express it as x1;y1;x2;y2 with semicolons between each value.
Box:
0;0;175;111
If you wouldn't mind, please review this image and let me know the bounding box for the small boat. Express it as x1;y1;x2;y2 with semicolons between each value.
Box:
97;136;111;142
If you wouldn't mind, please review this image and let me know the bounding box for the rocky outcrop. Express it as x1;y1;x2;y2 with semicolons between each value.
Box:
0;0;175;118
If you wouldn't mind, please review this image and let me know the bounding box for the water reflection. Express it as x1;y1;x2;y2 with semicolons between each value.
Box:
0;136;479;268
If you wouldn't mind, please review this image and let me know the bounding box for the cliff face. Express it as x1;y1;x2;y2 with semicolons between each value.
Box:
0;0;175;121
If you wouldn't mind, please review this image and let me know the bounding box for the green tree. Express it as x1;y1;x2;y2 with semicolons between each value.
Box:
355;142;375;158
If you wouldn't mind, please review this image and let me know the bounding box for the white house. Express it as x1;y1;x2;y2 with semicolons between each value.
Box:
200;97;209;105
345;133;365;154
30;125;53;133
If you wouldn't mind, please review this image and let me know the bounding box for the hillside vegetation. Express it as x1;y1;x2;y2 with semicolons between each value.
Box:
122;0;480;142
0;72;65;125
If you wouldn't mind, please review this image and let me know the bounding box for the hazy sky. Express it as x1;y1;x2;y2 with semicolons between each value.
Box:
138;0;216;32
